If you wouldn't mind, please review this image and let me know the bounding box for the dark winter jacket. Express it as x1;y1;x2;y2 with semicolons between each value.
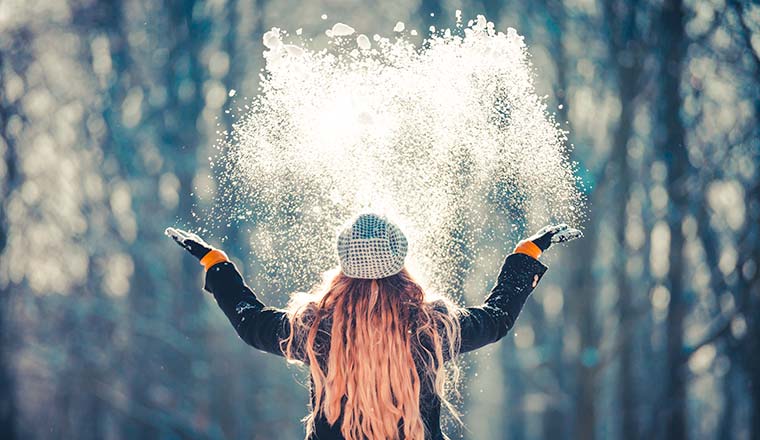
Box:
203;252;548;440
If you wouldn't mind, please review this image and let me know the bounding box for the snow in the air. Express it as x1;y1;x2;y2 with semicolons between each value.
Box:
202;13;585;293
330;23;355;37
262;29;282;50
356;34;371;50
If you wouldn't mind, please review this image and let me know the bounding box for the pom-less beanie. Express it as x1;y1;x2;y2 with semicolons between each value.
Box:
337;213;408;279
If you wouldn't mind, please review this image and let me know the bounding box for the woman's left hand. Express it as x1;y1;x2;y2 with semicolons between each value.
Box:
165;227;213;261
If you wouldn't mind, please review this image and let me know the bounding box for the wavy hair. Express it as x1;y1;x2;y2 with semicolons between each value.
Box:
280;266;464;440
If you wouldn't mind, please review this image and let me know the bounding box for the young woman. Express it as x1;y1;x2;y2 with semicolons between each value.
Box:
166;213;581;440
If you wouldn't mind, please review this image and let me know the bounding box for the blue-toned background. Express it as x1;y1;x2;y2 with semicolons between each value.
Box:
1;0;758;439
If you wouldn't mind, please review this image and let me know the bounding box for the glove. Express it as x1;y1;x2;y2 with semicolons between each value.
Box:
165;227;229;270
515;223;583;258
165;227;212;259
529;223;583;251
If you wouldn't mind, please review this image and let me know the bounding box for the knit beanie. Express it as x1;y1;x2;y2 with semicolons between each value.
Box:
337;213;408;279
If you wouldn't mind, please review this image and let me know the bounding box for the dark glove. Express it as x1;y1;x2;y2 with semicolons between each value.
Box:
526;223;583;252
165;227;213;260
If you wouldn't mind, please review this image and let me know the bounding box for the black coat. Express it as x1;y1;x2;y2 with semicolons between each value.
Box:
204;253;548;440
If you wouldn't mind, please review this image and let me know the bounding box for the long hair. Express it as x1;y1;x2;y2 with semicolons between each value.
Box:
280;266;464;440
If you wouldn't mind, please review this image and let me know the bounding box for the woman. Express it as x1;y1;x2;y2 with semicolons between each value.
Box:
166;213;581;440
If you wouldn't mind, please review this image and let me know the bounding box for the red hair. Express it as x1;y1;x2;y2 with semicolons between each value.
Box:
280;267;464;440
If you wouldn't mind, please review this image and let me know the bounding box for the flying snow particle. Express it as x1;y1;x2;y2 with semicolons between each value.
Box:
356;34;371;50
393;22;405;32
285;44;304;56
228;89;236;97
358;112;374;124
410;30;418;36
330;23;355;37
262;29;282;50
321;14;327;20
296;28;303;35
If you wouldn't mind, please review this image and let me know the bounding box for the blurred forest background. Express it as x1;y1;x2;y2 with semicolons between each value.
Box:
1;0;759;439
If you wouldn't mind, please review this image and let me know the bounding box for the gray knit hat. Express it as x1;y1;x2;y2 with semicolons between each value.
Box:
337;213;408;279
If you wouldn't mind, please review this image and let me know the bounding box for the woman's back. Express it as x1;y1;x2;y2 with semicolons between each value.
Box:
305;313;449;440
201;251;548;440
280;271;463;440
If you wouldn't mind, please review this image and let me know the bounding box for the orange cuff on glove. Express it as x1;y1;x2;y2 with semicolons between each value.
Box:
513;241;542;260
200;249;229;270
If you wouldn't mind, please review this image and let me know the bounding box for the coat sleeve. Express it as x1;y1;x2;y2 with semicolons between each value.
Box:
203;260;290;357
456;252;548;355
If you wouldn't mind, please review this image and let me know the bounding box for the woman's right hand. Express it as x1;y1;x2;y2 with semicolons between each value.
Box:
514;223;583;259
527;223;583;251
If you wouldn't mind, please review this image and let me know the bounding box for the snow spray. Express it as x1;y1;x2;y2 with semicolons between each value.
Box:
198;13;586;294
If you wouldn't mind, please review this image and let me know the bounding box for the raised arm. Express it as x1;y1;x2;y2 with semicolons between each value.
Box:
456;252;547;355
455;224;582;356
203;258;291;357
165;227;290;357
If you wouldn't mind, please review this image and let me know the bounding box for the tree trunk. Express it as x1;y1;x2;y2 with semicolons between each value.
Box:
603;0;644;433
658;0;688;438
744;180;760;440
571;228;599;440
538;2;600;438
726;2;760;438
614;95;636;440
85;0;163;435
0;294;15;440
164;0;212;433
751;321;760;440
0;38;23;440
